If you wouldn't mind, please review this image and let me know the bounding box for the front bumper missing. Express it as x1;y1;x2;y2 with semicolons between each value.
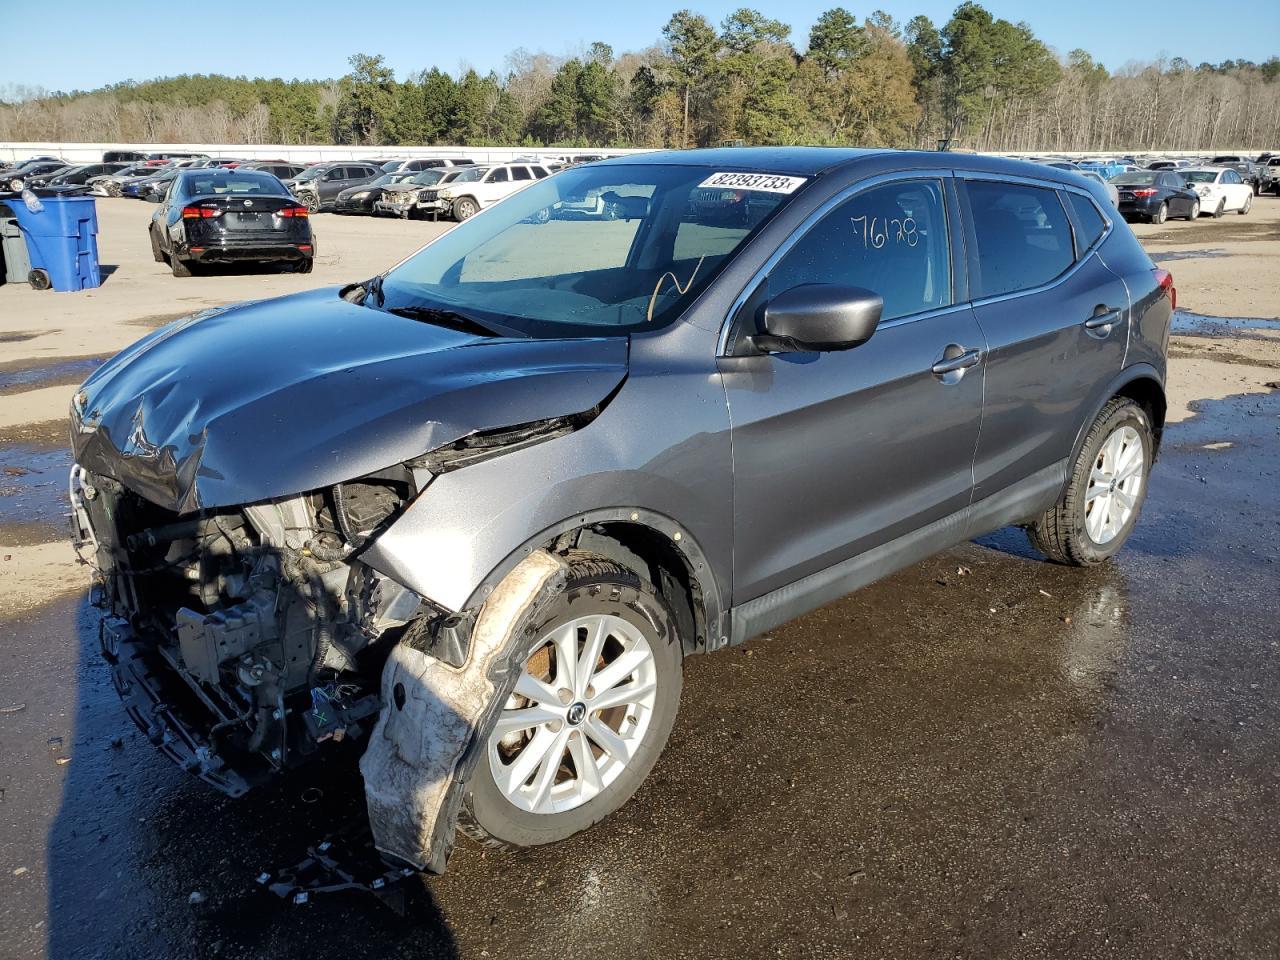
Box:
101;616;256;798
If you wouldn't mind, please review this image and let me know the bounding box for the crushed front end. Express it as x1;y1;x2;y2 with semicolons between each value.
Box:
70;464;429;797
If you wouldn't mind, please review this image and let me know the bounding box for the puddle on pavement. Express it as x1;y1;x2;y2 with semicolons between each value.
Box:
1150;248;1230;263
1172;309;1280;337
0;355;105;395
0;442;73;544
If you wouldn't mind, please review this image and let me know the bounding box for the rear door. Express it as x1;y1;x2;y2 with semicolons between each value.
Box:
960;175;1129;509
724;173;986;601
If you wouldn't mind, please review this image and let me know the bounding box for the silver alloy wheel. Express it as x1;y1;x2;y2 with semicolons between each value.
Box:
1084;424;1145;545
488;613;659;815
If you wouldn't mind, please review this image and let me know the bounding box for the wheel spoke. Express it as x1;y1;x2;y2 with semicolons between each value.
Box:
1085;482;1107;503
492;703;561;738
526;728;570;810
514;670;559;708
568;732;603;796
584;715;635;764
576;617;609;698
497;725;558;796
1116;456;1143;483
1113;487;1135;511
590;678;657;712
1087;495;1108;541
551;622;580;693
588;647;649;698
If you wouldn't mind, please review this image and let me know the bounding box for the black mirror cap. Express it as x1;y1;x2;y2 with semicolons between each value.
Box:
754;284;884;353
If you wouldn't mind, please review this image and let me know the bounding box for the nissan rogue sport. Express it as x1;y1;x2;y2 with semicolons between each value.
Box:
70;148;1173;874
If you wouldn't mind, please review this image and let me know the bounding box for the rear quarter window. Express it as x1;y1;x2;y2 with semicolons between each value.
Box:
1066;192;1107;251
966;180;1075;299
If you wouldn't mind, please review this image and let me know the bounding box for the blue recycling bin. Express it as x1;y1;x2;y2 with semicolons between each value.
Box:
7;194;101;291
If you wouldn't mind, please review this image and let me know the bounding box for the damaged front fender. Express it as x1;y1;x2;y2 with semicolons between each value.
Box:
360;550;567;872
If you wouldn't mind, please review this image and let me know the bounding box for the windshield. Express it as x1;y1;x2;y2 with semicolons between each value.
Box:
376;163;798;337
450;167;486;184
411;169;448;185
1182;171;1219;184
1114;172;1158;185
293;165;327;182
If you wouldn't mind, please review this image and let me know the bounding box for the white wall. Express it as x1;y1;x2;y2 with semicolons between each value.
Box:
0;141;655;165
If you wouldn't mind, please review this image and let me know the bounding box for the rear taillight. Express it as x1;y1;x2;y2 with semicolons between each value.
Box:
1132;188;1158;198
277;206;308;218
1155;268;1175;310
181;205;222;219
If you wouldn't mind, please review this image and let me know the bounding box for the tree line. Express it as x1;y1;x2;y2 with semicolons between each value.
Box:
3;3;1278;152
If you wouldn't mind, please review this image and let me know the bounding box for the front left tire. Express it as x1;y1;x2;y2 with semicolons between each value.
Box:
460;554;683;851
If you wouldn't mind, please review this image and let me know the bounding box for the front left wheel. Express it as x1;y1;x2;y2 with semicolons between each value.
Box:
460;555;683;850
1027;397;1153;566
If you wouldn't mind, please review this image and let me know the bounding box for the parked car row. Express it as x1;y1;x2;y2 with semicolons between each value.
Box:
1113;167;1255;223
282;157;563;220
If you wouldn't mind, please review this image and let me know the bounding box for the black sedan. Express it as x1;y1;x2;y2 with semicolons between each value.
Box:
1112;171;1200;223
147;168;314;277
3;160;71;191
28;162;132;189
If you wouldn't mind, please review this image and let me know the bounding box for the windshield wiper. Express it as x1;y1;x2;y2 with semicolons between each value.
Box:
387;304;509;338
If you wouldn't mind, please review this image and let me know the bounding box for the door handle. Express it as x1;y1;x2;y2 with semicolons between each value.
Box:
931;348;982;376
1084;308;1123;330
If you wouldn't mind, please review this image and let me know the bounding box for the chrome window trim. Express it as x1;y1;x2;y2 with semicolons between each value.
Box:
959;173;1111;308
717;169;957;357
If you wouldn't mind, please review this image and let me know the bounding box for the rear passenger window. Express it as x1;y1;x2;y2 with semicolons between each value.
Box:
966;180;1074;298
769;179;951;322
1066;192;1106;251
511;166;532;181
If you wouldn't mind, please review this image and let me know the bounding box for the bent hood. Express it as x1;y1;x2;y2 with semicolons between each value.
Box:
71;287;628;514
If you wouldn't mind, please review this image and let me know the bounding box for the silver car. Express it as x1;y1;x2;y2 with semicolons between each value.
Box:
70;148;1173;873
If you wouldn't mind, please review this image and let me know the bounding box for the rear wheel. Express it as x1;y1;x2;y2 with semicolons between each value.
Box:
460;555;683;850
1151;202;1167;225
1027;397;1153;566
294;257;313;274
170;254;193;278
27;268;51;290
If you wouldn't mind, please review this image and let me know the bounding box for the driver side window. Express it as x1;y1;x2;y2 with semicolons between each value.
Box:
767;179;952;322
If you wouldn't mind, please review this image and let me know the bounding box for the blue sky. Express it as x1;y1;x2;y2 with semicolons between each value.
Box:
3;0;1277;93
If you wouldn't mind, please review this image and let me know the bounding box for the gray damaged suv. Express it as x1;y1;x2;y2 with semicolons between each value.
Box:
70;148;1173;873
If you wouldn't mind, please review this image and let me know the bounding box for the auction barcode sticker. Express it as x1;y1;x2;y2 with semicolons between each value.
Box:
697;172;808;194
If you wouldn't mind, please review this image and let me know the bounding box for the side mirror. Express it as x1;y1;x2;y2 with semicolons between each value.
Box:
753;284;883;353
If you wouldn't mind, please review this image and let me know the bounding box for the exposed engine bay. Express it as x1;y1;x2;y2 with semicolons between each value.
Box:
71;464;437;796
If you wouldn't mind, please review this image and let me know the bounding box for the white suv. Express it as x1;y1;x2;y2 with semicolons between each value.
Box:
437;162;552;220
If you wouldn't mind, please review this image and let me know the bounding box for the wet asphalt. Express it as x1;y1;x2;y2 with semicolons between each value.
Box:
1;382;1278;959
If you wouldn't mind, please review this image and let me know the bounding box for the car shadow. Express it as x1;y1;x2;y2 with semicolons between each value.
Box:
45;576;462;959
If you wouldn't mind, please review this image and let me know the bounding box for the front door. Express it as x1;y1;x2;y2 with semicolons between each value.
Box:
722;175;986;603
